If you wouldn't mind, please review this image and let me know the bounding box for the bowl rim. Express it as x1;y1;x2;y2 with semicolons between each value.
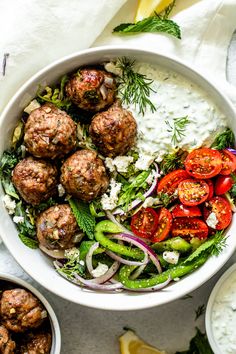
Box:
1;45;236;310
0;272;61;354
205;262;236;354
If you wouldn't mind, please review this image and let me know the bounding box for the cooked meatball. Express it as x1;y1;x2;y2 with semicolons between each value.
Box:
0;289;46;333
0;325;16;354
89;102;137;157
18;331;51;354
60;149;109;201
36;204;79;250
65;68;116;112
12;157;57;205
24;103;77;159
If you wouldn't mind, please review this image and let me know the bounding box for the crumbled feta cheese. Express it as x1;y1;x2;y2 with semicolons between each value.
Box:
146;169;159;185
206;212;218;229
105;158;116;172
64;247;80;260
135;153;154;171
104;62;122;77
142;197;160;208
79;260;85;266
105;156;134;173
2;195;16;215
24;99;41;114
91;262;108;278
13;216;24;224
57;184;65;197
101;179;122;210
163;251;180;265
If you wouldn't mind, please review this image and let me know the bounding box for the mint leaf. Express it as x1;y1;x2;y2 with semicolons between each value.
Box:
113;16;181;39
18;234;38;249
69;199;96;240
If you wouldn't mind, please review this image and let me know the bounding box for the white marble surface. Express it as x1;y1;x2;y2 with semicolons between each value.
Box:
0;32;236;354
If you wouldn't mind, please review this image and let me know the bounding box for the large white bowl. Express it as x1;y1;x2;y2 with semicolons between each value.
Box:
0;46;236;311
0;272;61;353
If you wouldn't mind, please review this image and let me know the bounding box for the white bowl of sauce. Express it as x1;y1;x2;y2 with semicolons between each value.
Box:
206;263;236;354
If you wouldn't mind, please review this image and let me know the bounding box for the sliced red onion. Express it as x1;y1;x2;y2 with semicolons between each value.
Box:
100;84;108;100
113;163;159;215
54;261;123;291
86;242;100;276
106;211;134;235
110;233;162;274
92;261;120;284
226;148;236;155
124;276;172;292
104;76;114;88
72;232;85;243
40;245;65;259
105;249;148;266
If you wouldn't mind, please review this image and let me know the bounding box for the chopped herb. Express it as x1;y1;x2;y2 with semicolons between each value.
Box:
14;201;38;248
57;248;85;279
165;116;190;146
83;90;99;103
160;149;187;174
116;57;156;115
176;327;213;354
163;0;176;19
158;192;173;207
69;198;96;240
211;128;235;150
77;124;97;151
195;304;206;320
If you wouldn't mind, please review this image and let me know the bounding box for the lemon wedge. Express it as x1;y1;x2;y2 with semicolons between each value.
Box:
135;0;175;22
119;330;167;354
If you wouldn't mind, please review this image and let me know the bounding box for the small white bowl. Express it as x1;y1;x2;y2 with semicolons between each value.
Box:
205;263;236;354
0;272;61;354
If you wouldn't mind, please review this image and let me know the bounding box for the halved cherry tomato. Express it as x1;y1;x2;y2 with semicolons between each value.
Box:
157;169;189;195
206;179;214;200
131;208;158;239
220;150;236;175
171;217;208;240
203;196;232;230
185;148;222;179
172;204;202;218
215;175;233;195
178;179;209;206
151;208;172;242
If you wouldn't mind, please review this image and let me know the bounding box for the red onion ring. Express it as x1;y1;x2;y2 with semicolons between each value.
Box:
113;163;159;215
106;211;134;235
124;276;172;292
110;233;162;274
105;249;148;266
86;242;99;276
226;148;236;155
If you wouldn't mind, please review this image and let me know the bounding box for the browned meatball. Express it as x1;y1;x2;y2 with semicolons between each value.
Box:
24;103;77;159
65;68;116;112
36;204;79;250
60;150;109;201
0;325;16;354
12;157;57;205
89;102;137;157
0;289;46;333
19;331;52;354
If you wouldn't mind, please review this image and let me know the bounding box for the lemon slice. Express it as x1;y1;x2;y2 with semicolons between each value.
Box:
119;330;167;354
135;0;174;22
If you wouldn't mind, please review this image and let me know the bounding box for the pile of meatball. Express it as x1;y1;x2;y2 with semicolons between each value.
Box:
12;67;137;251
0;284;51;354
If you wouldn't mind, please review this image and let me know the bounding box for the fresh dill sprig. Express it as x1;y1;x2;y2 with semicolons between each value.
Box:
160;149;187;175
165;116;190;146
158;192;173;207
163;0;176;19
195;304;206;321
210;128;235;150
116;57;156;115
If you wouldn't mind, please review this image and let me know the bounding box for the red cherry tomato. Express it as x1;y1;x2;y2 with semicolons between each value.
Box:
172;204;202;218
203;196;232;230
157;169;189;196
178;179;209;206
151;208;172;243
220;150;236;175
215;175;233;195
206;179;214;200
131;208;159;239
185;148;222;179
171;217;208;240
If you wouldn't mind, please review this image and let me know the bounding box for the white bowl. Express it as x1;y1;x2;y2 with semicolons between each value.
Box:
0;272;61;353
0;46;236;311
205;263;236;354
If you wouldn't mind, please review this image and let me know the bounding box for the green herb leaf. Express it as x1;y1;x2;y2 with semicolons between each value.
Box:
69;199;96;240
211;128;235;150
160;149;187;175
113;16;181;39
57;248;85;279
165;116;190;146
195;304;206;321
176;327;213;354
116;57;156;115
18;234;38;249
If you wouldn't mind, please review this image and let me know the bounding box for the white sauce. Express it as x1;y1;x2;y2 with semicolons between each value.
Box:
122;62;227;166
212;270;236;353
